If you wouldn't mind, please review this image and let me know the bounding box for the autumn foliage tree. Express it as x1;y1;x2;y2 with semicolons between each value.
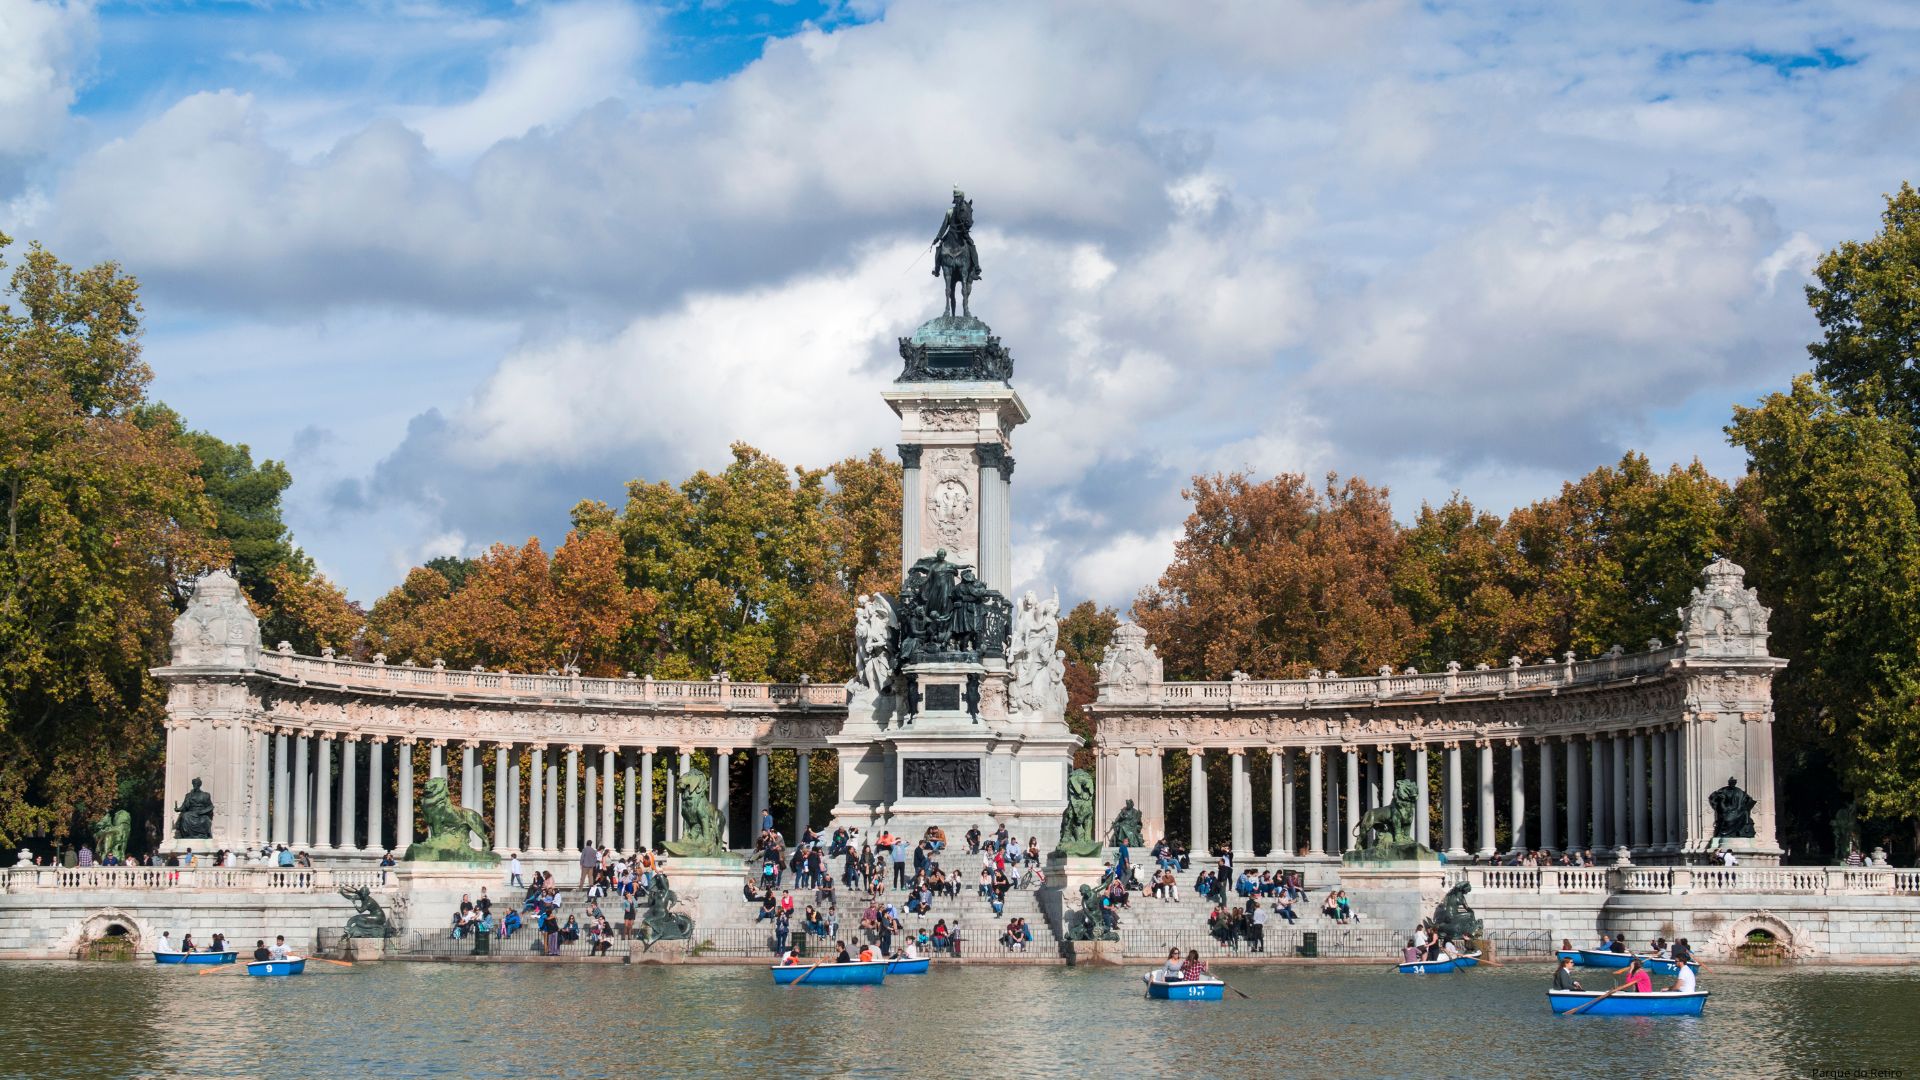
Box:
1136;472;1416;679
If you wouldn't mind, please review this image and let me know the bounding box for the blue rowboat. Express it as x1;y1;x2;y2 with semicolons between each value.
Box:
1548;990;1708;1017
769;961;887;986
1575;949;1698;977
885;957;931;975
1144;974;1225;1001
155;950;236;966
246;957;305;977
1397;957;1460;974
1453;951;1482;968
1556;950;1582;963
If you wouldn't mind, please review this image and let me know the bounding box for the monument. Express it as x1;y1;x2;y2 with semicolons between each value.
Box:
831;193;1079;847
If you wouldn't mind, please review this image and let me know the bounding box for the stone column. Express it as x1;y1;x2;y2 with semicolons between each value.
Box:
1665;728;1682;850
1476;741;1495;857
1365;754;1380;815
272;731;291;846
494;745;510;856
292;734;311;850
1414;746;1430;850
1381;746;1395;791
1268;751;1285;858
340;737;358;852
674;751;692;841
1630;731;1649;852
1588;735;1606;850
507;754;520;856
528;746;545;854
1307;749;1324;856
430;743;444;779
1344;748;1360;853
313;734;333;850
624;752;638;854
564;746;581;855
367;739;384;854
793;750;810;840
464;743;483;851
1445;743;1465;858
1188;749;1207;851
1509;740;1526;853
1138;748;1166;848
1326;756;1342;853
601;748;616;850
544;755;559;852
714;749;732;850
1610;735;1628;856
585;756;599;850
1565;738;1583;852
397;741;415;853
752;749;770;840
253;731;271;848
899;445;921;575
640;748;657;851
1650;727;1668;853
1538;738;1556;853
1229;749;1249;859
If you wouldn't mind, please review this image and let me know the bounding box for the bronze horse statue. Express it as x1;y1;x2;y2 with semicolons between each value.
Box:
932;189;981;318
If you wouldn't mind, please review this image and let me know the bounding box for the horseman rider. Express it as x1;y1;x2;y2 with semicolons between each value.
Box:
933;188;982;283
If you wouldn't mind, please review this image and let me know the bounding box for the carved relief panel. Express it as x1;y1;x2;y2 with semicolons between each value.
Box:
922;447;979;567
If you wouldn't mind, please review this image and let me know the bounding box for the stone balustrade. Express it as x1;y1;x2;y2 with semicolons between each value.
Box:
1110;645;1681;708
1445;864;1920;896
1;865;394;894
253;651;848;709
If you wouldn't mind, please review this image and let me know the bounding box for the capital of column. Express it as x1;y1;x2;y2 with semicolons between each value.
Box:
368;733;390;745
1226;747;1245;757
565;744;583;755
428;737;448;748
641;746;658;755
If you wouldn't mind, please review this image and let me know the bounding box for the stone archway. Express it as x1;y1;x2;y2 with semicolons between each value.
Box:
1716;911;1803;960
60;908;150;959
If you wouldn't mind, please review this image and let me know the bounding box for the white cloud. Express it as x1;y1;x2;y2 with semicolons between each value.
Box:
0;0;92;172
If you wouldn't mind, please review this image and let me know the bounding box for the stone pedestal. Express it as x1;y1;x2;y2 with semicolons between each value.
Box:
1335;861;1451;932
1707;837;1784;867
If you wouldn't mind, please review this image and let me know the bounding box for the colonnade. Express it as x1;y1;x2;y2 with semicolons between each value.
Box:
1106;723;1696;861
241;734;827;858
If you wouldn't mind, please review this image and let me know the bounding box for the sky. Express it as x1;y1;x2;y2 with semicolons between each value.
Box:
3;0;1917;611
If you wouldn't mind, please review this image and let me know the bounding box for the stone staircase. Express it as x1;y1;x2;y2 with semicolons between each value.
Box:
1107;887;1384;959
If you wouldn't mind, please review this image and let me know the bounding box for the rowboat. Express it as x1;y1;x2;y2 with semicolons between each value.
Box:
1143;972;1225;1001
769;960;887;986
154;950;236;966
1574;949;1698;976
246;957;306;977
1556;950;1581;963
1548;990;1709;1017
885;957;931;975
1397;951;1478;974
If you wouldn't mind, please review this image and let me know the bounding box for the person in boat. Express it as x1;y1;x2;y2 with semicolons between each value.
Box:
252;940;271;962
1670;959;1697;993
1402;939;1423;964
833;941;852;964
1439;937;1461;960
156;931;174;953
1561;937;1574;952
209;933;227;953
1179;949;1209;981
1672;938;1695;966
1617;957;1652;994
1553;956;1583;991
1608;932;1628;954
1159;947;1184;982
269;936;290;960
781;950;800;966
180;934;197;953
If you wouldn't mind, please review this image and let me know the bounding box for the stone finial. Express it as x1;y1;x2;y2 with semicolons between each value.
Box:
1403;666;1418;675
167;569;262;669
1094;622;1163;705
1508;656;1523;668
1475;662;1490;671
1564;650;1577;665
1678;556;1773;658
1646;637;1663;651
472;665;486;672
1231;670;1251;683
276;641;294;654
320;646;336;660
1605;644;1624;658
1446;660;1461;674
372;653;387;666
432;658;446;670
1377;665;1392;678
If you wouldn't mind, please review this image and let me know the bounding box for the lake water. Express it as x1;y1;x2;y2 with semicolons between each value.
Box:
5;961;1917;1078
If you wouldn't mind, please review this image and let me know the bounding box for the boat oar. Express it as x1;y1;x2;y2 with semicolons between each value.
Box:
196;965;242;975
789;963;822;986
1216;977;1251;1000
1565;982;1630;1016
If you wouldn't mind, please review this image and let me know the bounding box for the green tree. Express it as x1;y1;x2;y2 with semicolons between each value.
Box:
0;236;224;846
1729;375;1920;853
1393;494;1537;670
1807;182;1920;433
1057;600;1119;768
424;555;476;591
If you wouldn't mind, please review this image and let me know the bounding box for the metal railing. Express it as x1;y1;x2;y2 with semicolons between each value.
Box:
1119;924;1401;958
